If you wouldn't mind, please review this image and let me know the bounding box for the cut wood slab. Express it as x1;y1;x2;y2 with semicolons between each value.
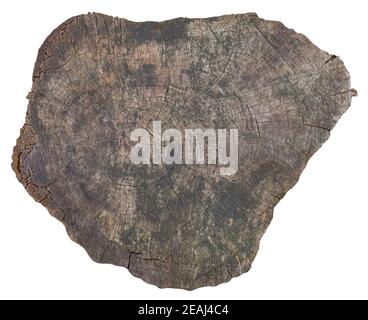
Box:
12;12;356;289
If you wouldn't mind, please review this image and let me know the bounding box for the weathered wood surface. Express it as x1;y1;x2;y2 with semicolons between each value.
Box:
12;12;355;289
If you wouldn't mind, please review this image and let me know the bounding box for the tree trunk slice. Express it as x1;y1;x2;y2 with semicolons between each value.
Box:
12;12;356;289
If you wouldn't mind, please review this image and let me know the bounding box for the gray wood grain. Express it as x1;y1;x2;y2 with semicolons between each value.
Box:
12;12;356;289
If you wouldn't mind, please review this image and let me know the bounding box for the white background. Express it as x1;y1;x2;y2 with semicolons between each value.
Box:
0;0;367;300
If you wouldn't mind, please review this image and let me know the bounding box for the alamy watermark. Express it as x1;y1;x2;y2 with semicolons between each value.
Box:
129;121;239;176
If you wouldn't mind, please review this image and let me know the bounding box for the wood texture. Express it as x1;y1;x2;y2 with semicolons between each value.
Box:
12;12;356;289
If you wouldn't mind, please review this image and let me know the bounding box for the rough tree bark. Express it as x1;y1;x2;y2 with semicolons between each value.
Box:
12;12;356;289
